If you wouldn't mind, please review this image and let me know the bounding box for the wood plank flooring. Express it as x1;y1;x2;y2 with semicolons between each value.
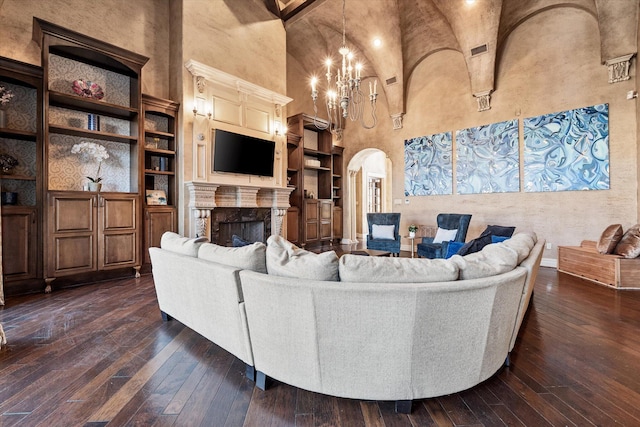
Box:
1;267;640;426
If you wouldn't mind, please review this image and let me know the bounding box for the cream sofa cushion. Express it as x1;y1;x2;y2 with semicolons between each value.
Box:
160;231;208;257
266;235;339;281
339;255;459;283
451;243;519;280
502;233;536;264
198;241;267;273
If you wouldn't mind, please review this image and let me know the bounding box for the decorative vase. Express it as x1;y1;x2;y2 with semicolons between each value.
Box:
0;109;6;128
88;182;102;192
409;231;416;238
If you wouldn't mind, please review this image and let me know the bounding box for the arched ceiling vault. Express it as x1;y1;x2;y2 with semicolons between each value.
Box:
267;0;638;127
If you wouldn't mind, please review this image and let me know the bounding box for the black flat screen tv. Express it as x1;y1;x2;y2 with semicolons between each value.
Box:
213;129;275;177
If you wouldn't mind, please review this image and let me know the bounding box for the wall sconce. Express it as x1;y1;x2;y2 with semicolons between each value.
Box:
274;121;287;136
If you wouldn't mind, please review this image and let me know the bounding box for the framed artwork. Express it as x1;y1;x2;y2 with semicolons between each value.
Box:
456;119;520;194
146;189;167;205
404;132;452;196
523;103;609;192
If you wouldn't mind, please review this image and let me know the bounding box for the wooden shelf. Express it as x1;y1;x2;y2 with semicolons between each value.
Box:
303;147;331;156
305;165;331;171
145;148;175;156
49;124;137;144
0;173;36;181
144;169;175;176
287;167;298;173
0;127;37;141
144;129;174;139
49;91;138;119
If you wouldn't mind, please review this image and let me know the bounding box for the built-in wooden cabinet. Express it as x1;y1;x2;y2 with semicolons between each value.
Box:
286;113;340;247
1;206;37;281
141;94;179;267
143;206;176;265
47;192;139;278
0;56;43;295
33;18;149;287
332;146;344;241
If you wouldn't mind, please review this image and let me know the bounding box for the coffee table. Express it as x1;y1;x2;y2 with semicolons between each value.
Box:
349;248;392;257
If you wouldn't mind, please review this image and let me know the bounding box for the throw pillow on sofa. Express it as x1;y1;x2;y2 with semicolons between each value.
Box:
198;241;267;273
339;255;458;283
614;224;640;258
457;225;516;256
160;232;208;257
266;235;339;281
596;224;623;254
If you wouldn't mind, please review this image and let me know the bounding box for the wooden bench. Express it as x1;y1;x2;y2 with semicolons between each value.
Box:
558;240;640;289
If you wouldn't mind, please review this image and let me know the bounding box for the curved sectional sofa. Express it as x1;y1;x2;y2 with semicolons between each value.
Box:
149;231;544;413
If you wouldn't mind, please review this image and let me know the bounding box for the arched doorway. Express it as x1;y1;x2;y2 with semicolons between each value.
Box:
343;149;392;244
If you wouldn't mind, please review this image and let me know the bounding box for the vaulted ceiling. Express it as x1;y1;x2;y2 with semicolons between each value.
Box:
264;0;639;119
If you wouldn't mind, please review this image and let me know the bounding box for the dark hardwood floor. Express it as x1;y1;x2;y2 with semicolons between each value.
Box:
2;263;640;426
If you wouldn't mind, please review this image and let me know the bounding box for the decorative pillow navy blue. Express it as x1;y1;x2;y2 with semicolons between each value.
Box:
232;234;251;247
491;235;510;243
457;225;515;256
484;225;516;238
445;241;465;258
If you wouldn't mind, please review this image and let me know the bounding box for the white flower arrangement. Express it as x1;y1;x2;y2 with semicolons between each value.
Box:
71;141;109;182
0;85;14;106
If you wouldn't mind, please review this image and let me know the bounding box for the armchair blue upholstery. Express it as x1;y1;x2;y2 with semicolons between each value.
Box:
366;213;401;256
416;213;472;259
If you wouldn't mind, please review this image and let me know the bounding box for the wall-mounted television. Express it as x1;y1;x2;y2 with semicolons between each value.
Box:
212;129;275;177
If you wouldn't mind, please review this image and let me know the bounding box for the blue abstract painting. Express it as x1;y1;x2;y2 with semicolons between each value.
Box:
404;132;452;196
523;104;609;192
455;119;520;194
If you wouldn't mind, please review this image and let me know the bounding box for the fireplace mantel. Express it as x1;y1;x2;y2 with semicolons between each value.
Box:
186;182;293;239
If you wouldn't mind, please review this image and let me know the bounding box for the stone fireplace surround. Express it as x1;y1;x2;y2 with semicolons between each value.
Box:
186;182;293;244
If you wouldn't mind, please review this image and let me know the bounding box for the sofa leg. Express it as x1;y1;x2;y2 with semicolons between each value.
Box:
246;364;256;382
395;400;412;413
505;353;511;367
256;371;269;391
160;311;173;322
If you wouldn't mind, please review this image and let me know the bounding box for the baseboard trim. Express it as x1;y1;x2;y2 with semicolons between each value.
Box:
541;257;558;268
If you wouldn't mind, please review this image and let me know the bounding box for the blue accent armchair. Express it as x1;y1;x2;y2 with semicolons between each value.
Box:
416;213;472;259
366;213;401;256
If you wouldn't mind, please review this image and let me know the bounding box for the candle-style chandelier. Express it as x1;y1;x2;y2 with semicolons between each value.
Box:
310;0;378;136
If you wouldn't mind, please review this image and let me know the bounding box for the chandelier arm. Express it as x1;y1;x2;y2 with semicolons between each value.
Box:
312;100;329;130
359;99;378;130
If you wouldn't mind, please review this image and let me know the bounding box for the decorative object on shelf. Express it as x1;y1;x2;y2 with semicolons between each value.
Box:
146;189;167;205
87;181;102;192
309;0;377;137
0;84;14;128
71;79;104;99
0;153;19;174
71;141;109;185
87;113;100;131
159;157;168;171
1;191;18;205
146;137;159;149
408;224;418;239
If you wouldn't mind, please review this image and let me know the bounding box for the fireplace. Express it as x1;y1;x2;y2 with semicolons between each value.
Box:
210;207;271;246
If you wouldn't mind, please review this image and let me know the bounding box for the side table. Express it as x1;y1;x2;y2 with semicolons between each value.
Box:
405;235;416;258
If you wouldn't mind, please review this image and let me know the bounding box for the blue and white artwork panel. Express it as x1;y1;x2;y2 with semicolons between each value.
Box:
523;103;609;192
404;132;453;196
455;119;520;194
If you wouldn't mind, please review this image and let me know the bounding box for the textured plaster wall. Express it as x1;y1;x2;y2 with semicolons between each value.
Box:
178;0;287;234
0;0;170;98
288;6;637;261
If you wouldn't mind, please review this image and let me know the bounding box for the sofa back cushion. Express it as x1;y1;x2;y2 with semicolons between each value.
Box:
198;241;267;273
339;255;459;283
451;243;519;280
502;233;536;264
160;232;208;257
266;235;339;281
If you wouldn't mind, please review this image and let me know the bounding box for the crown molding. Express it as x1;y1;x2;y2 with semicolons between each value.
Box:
185;59;293;106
